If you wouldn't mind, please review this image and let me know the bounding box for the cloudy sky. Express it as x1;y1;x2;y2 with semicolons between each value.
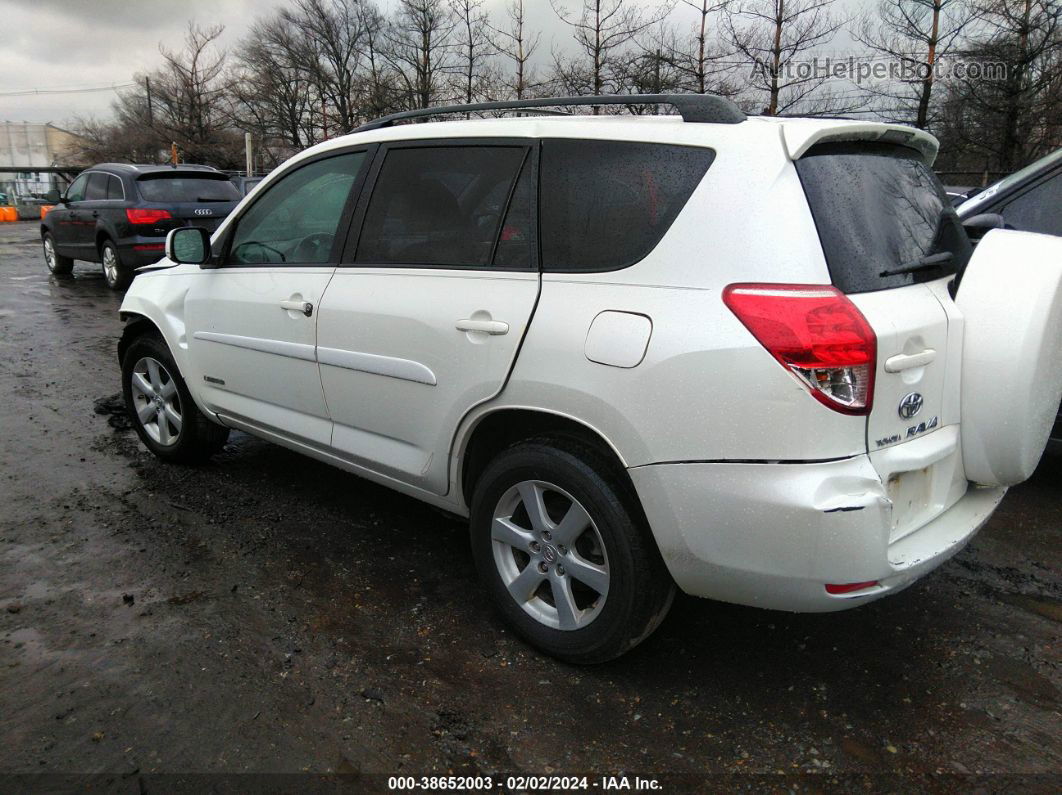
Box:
0;0;866;127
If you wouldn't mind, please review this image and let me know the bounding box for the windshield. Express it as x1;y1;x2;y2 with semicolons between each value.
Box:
796;143;971;294
137;174;240;203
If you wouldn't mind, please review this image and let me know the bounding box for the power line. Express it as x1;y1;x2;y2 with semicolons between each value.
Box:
0;83;135;98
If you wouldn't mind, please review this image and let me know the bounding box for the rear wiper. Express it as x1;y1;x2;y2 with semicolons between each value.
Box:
196;197;233;202
879;251;953;278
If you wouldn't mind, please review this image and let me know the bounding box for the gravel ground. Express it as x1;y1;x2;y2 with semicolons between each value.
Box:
0;221;1059;792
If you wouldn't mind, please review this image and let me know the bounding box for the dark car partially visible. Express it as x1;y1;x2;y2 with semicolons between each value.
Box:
41;163;241;290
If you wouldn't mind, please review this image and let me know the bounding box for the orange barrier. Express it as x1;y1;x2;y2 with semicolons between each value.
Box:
40;205;55;219
0;207;19;222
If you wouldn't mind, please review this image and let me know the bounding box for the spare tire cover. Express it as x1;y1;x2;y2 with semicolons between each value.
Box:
956;228;1062;486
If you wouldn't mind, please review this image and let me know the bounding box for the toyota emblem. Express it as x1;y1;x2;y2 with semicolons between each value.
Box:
898;392;924;420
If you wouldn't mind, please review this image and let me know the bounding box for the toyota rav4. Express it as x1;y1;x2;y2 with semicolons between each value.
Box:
115;95;1062;662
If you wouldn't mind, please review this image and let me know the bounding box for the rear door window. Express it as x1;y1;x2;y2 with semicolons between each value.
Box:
137;175;241;203
84;173;109;201
795;143;971;293
354;145;529;269
540;140;714;272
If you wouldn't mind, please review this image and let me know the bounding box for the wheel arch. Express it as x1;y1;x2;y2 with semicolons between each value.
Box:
96;228;114;255
117;312;162;367
456;407;636;512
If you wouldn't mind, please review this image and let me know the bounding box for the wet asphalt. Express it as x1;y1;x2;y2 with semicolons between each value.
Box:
0;222;1059;792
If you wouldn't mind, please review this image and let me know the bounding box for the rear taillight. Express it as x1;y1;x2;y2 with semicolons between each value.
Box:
723;283;876;415
126;208;172;224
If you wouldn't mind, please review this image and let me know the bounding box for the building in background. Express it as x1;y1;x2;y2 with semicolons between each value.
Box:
0;122;85;199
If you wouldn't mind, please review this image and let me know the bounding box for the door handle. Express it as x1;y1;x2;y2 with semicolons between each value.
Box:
280;299;313;317
456;318;509;335
885;349;936;372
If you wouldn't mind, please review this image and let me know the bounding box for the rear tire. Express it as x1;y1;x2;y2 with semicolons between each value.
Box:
470;437;675;663
101;240;132;291
43;232;73;275
121;332;229;463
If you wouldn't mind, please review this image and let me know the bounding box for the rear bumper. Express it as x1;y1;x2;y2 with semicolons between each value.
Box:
629;453;1005;612
117;236;166;268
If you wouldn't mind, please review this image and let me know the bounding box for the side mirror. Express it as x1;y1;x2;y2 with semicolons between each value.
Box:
962;212;1006;242
45;189;61;203
165;227;212;266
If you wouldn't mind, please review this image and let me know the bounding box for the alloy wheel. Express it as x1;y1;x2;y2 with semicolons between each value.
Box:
129;356;182;446
491;480;610;630
102;246;119;285
44;237;57;272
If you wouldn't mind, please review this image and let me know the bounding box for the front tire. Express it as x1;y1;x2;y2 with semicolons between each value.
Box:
470;438;675;663
121;333;229;463
43;232;73;275
101;240;132;291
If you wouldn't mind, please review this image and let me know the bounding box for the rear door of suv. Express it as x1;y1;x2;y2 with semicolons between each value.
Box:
795;143;970;543
315;140;539;494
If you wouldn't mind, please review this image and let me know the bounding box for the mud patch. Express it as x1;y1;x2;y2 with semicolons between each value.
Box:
93;392;131;431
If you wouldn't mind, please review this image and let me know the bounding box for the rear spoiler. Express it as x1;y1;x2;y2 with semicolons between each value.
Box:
783;123;939;166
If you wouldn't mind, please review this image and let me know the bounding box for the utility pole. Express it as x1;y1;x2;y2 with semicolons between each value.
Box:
171;142;178;167
244;132;253;177
145;77;154;125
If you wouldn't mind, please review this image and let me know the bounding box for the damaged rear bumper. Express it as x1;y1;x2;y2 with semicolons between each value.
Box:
629;443;1006;612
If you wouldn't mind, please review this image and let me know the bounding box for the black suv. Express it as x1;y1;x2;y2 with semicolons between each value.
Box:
41;163;241;290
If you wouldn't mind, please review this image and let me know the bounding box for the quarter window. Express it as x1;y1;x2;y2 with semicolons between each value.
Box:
106;175;124;200
84;173;109;201
540;140;714;272
355;146;529;268
227;152;367;265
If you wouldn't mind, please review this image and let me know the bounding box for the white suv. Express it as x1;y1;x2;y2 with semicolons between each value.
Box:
117;95;1062;662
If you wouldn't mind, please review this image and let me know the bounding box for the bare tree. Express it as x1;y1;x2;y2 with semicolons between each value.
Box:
727;0;855;115
356;2;402;118
229;15;320;158
450;0;494;104
618;23;693;101
949;0;1062;170
856;0;974;129
681;0;735;93
489;0;542;99
277;0;370;135
385;0;458;109
69;114;164;165
122;23;240;165
549;0;671;102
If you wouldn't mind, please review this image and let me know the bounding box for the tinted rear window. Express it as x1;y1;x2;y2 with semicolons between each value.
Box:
137;174;240;203
85;173;109;200
356;146;528;268
795;144;971;294
540;140;714;272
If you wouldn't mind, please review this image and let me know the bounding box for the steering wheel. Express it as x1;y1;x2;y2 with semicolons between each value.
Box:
232;240;286;263
293;233;335;263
